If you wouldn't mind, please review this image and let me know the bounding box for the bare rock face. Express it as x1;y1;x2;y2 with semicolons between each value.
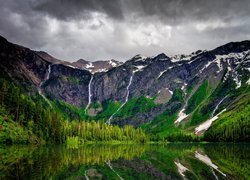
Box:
43;64;92;107
88;107;103;117
1;34;250;126
0;36;50;89
154;88;173;104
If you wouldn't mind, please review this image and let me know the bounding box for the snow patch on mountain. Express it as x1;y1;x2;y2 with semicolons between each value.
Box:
134;54;147;62
171;54;192;62
158;58;169;61
175;108;188;124
181;83;187;95
246;78;250;85
214;56;223;72
108;60;119;67
86;63;94;68
195;109;226;134
234;76;241;89
158;67;173;79
66;65;78;69
199;61;214;74
166;88;173;95
133;65;147;72
95;68;108;73
201;51;249;75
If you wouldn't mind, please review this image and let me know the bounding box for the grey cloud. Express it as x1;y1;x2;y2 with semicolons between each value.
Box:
30;0;250;25
32;0;124;20
0;0;249;62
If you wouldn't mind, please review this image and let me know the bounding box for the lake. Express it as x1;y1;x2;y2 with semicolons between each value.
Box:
0;143;249;179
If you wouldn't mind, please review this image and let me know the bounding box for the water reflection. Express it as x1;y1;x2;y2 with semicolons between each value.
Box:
0;143;249;179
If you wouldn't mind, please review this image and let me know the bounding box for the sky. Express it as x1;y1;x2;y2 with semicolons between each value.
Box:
0;0;250;62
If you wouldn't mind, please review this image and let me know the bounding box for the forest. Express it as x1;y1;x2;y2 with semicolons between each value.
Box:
0;78;147;144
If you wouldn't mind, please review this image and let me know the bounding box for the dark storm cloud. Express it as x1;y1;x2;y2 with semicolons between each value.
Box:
0;0;250;61
31;0;250;24
32;0;124;20
138;0;250;22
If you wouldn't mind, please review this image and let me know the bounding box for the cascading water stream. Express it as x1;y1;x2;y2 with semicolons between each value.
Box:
38;64;52;106
85;75;94;113
40;64;51;87
211;96;228;117
106;73;134;125
195;95;228;134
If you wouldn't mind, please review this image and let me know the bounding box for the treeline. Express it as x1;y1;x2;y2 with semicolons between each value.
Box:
63;121;148;144
0;78;148;144
149;133;201;142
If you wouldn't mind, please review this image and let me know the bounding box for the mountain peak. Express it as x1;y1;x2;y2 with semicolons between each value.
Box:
154;53;169;60
212;40;250;55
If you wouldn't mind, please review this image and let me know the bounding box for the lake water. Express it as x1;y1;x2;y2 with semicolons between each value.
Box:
0;143;249;179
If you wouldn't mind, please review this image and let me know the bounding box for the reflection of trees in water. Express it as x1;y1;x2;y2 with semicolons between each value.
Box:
0;146;38;179
0;144;146;179
0;144;249;179
61;144;147;165
202;144;250;179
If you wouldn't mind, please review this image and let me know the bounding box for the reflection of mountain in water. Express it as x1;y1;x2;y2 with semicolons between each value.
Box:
0;144;249;179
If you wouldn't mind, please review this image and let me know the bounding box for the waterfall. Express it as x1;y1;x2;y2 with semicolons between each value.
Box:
106;73;134;125
211;96;228;117
40;64;51;87
85;75;94;113
125;73;133;102
38;64;52;107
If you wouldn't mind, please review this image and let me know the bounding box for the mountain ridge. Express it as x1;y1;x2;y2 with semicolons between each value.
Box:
0;35;249;141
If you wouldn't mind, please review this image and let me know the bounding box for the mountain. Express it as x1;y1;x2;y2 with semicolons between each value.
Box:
0;35;249;142
36;51;122;73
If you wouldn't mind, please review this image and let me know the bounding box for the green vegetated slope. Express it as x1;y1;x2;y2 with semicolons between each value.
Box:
185;80;215;127
0;78;147;144
140;68;250;142
0;107;39;144
204;93;250;142
115;96;158;118
88;101;121;121
86;96;157;121
140;81;213;141
141;89;200;141
187;72;242;128
139;80;217;141
187;69;250;141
